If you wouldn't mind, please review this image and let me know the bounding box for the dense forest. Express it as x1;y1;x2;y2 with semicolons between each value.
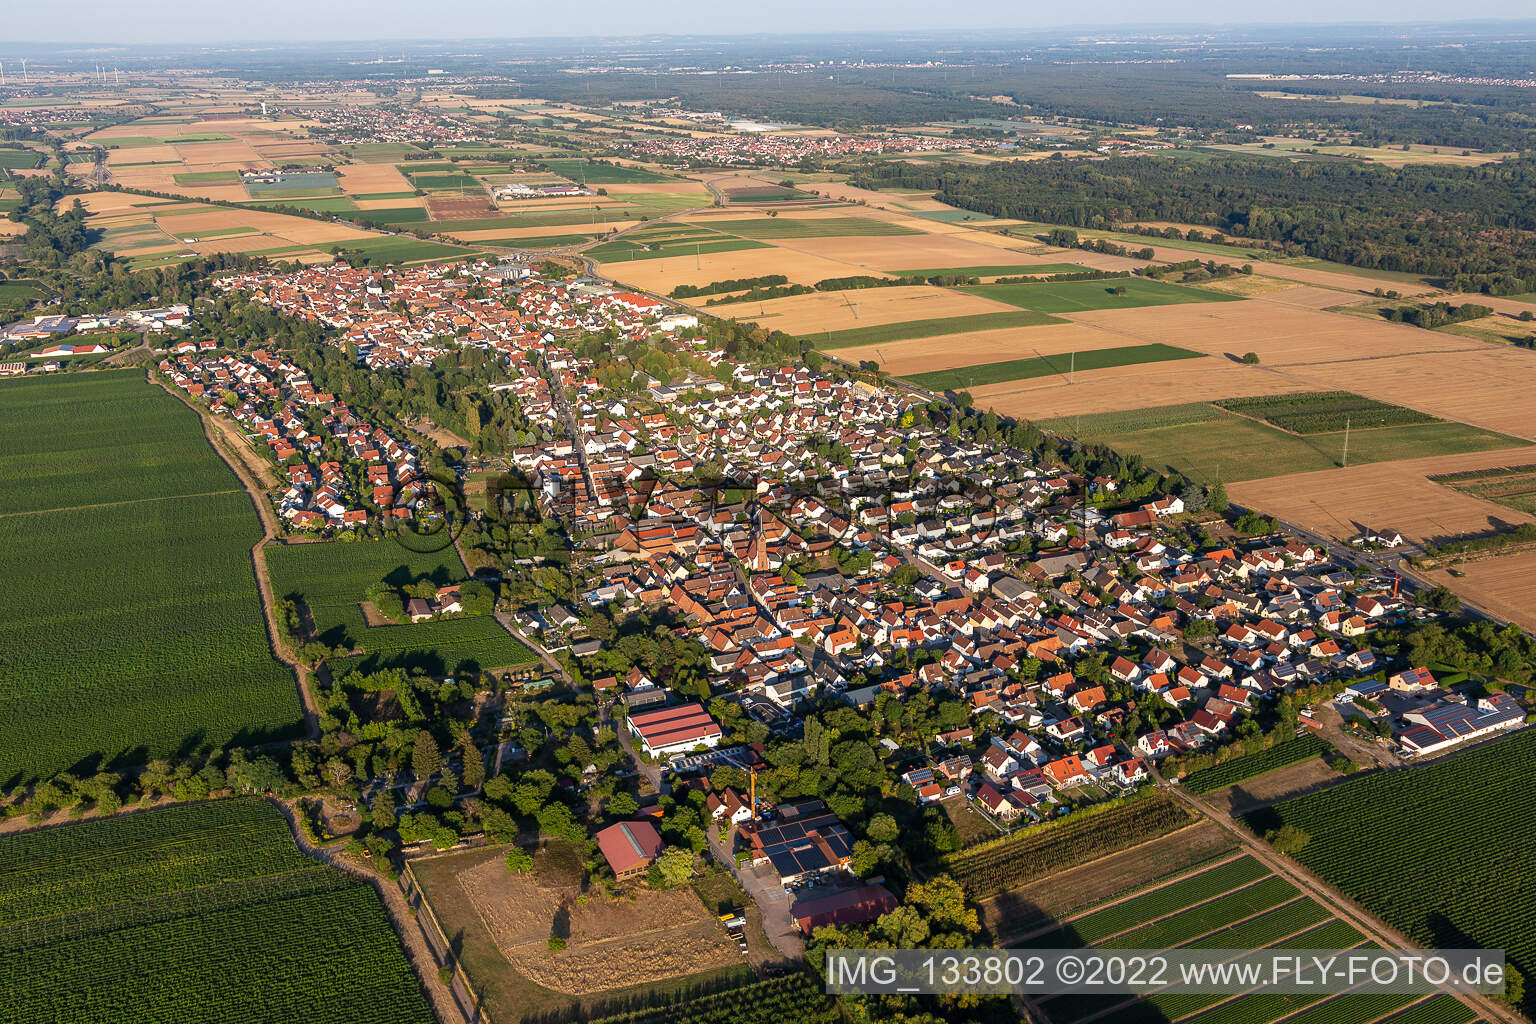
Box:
852;154;1536;293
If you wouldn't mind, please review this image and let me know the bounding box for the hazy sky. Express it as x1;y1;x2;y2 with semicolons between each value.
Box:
5;0;1535;45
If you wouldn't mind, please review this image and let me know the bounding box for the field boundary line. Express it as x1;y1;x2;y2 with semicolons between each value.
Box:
0;487;243;519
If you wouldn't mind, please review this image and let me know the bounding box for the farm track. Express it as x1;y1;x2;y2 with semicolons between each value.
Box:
1154;770;1523;1024
272;798;467;1024
153;373;320;738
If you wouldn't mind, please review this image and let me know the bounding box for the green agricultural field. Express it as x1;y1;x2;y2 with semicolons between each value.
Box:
724;184;812;203
326;236;480;265
0;280;43;310
347;206;431;224
408;173;483;190
961;276;1242;314
244;171;339;195
543;158;674;184
172;170;238;184
353;191;422;200
1037;857;1273;946
0;798;433;1024
393;161;462;173
905;343;1203;391
0;371;299;784
944;794;1193;899
473;233;599;248
0;149;41;170
264;540;536;675
89;136;160;148
1432;463;1536;515
408;215;530;232
345;143;430;162
1043;402;1528;483
1215;392;1438;434
814;309;1062;349
893;263;1086;278
1073;228;1273;259
706;216;920;238
1031;845;1382;1024
1251;728;1536;1018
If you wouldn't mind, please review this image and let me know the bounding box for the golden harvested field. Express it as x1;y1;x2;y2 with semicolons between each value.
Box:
1423;551;1536;632
451;223;592;241
598;244;858;291
171;140;261;164
745;284;1019;334
1228;447;1536;540
834;321;1137;376
1064;298;1481;367
455;856;740;996
1192;276;1308;298
353;196;425;211
153;207;371;244
799;181;933;205
1291;347;1536;439
106;144;182;166
1438;292;1536;319
1001;299;1536;438
760;233;1075;271
971;358;1309;420
601;181;709;197
253;142;335;161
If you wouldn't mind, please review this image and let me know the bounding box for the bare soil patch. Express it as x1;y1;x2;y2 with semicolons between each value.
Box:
456;856;741;996
1423;549;1536;632
428;196;496;220
1232;446;1536;530
1204;757;1342;815
979;820;1237;944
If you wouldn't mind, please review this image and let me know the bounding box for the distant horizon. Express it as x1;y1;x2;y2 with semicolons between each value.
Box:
5;6;1536;49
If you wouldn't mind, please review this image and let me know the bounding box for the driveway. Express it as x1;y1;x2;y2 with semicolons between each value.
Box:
709;825;804;960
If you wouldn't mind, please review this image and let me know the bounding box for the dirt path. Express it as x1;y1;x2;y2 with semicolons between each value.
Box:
1157;774;1521;1024
272;798;468;1024
153;373;319;735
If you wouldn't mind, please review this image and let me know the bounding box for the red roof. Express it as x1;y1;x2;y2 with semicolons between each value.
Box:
791;884;898;934
594;820;663;875
628;702;722;750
